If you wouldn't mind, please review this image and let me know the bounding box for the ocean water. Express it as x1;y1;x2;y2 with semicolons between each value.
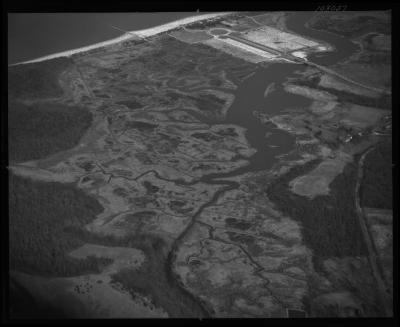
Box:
8;12;358;176
8;12;199;64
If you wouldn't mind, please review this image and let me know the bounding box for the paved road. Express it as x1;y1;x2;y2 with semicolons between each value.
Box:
355;148;393;316
306;61;391;95
223;34;283;56
223;30;390;96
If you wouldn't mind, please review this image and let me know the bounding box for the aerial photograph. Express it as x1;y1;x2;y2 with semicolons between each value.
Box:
7;5;394;320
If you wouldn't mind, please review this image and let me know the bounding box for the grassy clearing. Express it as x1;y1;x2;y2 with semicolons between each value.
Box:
169;29;212;44
203;38;269;63
242;26;319;52
289;153;350;198
292;75;391;110
340;104;389;130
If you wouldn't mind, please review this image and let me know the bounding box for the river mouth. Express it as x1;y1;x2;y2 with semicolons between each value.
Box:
197;63;310;183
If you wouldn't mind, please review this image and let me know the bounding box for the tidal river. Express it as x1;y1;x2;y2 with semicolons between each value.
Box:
199;11;360;182
11;12;360;318
166;11;360;317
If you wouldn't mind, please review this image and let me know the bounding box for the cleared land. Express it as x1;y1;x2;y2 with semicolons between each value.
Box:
241;26;319;52
208;37;277;60
289;151;352;198
169;29;213;44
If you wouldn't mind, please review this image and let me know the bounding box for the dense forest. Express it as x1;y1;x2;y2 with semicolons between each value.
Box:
266;159;367;270
61;226;207;317
9;173;112;277
361;141;392;209
110;235;208;318
9;101;93;163
8;57;72;99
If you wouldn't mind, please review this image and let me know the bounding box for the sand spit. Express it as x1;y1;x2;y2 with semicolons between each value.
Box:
10;12;233;66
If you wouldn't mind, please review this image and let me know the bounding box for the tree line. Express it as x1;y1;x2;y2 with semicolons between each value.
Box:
361;141;392;209
9;172;112;277
266;159;367;270
9;101;93;163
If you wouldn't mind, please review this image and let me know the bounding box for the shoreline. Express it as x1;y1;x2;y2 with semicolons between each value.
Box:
10;12;233;67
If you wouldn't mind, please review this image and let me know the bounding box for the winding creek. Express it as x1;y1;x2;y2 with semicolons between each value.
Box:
164;11;361;317
9;11;382;318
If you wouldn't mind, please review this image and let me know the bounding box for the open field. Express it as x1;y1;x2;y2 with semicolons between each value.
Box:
204;38;276;62
169;29;213;44
289;151;352;198
340;104;389;130
241;26;319;52
288;68;391;110
69;244;145;274
318;74;382;98
11;269;167;318
284;84;337;102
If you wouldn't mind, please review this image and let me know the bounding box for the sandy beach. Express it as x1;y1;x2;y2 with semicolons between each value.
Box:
11;12;232;66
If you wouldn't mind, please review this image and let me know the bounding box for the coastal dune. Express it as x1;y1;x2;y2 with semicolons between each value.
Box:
11;12;233;66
